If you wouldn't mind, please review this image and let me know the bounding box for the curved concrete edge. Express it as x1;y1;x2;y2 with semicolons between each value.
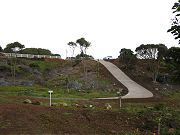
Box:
96;97;119;100
98;60;153;99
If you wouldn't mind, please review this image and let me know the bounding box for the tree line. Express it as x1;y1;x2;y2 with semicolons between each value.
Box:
67;37;92;59
0;42;60;56
118;44;180;83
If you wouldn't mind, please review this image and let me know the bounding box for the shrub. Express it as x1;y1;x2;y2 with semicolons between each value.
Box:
0;64;11;72
154;103;165;111
29;63;40;69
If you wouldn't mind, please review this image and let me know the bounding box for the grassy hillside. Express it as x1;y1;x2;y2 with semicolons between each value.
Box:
0;58;180;134
0;58;128;99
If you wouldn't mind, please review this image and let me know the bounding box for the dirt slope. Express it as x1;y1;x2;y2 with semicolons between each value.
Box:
0;103;139;135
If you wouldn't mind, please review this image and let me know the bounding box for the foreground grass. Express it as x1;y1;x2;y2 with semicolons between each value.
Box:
0;85;116;99
0;85;179;134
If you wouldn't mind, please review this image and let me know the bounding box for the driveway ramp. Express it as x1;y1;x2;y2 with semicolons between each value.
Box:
99;60;153;99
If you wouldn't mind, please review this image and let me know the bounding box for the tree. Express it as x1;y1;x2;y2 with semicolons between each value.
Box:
21;48;52;55
136;44;158;59
135;44;167;60
4;42;25;85
21;48;39;55
165;47;180;83
118;48;136;69
3;42;24;85
157;44;168;60
168;0;180;44
135;44;168;82
165;47;180;63
0;46;3;52
76;38;91;84
4;42;25;53
76;37;91;56
119;48;134;59
67;41;77;57
75;53;93;59
37;48;52;55
52;54;61;56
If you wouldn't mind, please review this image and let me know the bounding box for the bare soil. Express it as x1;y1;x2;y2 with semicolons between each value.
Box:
0;100;140;135
1;95;179;135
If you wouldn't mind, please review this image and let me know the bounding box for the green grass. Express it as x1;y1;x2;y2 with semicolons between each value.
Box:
0;85;48;93
28;60;60;72
169;91;180;100
117;103;153;114
19;59;61;72
52;89;116;99
0;86;116;99
98;79;111;85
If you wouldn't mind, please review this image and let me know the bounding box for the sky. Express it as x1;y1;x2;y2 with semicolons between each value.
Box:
0;0;179;59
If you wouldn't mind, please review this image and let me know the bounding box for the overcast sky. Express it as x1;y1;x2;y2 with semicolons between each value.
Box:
0;0;179;59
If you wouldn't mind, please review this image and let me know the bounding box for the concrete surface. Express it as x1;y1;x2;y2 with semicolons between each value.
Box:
98;60;153;99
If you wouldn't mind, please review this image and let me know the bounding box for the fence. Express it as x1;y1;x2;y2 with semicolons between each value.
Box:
2;53;61;59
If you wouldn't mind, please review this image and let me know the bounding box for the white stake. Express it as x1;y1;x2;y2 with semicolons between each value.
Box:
48;90;53;106
119;95;122;108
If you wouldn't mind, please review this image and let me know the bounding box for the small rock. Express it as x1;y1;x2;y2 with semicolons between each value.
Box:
51;103;58;106
62;102;68;107
74;103;80;107
155;88;159;91
83;104;88;108
168;128;175;134
105;103;112;110
110;130;117;134
146;106;153;110
23;99;32;104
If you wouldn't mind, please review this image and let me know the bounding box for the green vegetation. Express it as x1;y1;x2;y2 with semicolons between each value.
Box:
135;44;168;82
168;0;180;44
27;60;60;72
0;84;179;134
67;37;91;58
169;92;180;100
165;47;180;83
118;102;180;134
0;86;116;99
67;41;77;57
1;42;61;56
0;46;3;52
118;48;137;69
20;48;52;55
118;44;180;83
3;42;25;53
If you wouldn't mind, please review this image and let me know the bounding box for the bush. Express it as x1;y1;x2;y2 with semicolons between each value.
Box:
21;48;52;55
29;63;40;69
154;103;165;111
0;64;11;72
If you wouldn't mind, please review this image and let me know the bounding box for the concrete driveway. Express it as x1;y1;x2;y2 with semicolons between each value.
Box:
99;60;153;99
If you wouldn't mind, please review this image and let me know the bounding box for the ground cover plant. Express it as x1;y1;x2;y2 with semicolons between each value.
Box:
0;56;179;134
0;90;180;134
0;86;117;99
